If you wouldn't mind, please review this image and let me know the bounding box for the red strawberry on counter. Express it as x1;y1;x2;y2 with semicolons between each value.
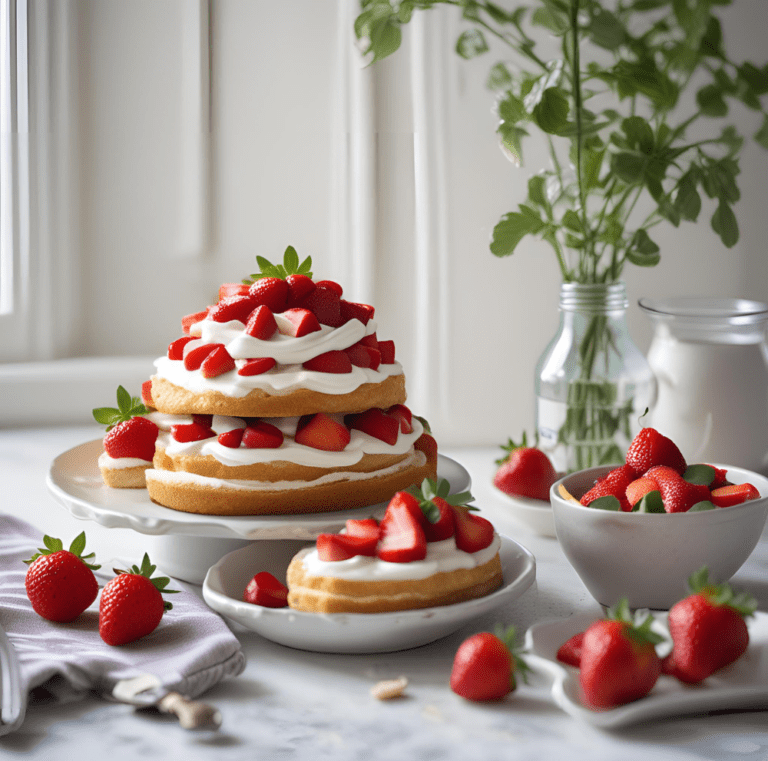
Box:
493;432;557;502
663;567;756;684
24;532;101;623
99;553;179;646
579;599;664;709
625;426;687;476
450;625;530;701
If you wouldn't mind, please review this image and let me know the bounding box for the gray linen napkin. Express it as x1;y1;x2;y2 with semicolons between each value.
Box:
0;514;245;734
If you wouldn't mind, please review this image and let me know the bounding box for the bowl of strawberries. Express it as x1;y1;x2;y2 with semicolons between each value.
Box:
550;426;768;610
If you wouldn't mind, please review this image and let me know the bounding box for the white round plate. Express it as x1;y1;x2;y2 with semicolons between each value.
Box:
46;439;470;541
202;535;535;653
494;488;556;538
524;609;768;728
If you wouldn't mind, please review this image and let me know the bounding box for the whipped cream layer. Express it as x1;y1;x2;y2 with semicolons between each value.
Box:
98;452;152;470
300;533;501;582
154;354;403;398
152;412;424;469
194;316;370;364
145;449;426;491
154;316;403;399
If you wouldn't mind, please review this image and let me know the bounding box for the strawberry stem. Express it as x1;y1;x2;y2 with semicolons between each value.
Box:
687;566;757;618
113;552;180;611
23;531;101;570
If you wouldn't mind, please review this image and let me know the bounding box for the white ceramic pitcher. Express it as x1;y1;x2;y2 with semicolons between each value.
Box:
639;297;768;475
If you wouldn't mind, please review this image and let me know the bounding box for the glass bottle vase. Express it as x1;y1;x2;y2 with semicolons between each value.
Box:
535;282;656;474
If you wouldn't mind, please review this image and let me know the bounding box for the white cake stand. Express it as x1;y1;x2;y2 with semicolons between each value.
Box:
47;439;472;583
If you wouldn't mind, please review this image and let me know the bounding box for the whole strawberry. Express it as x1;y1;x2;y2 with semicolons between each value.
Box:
579;600;664;709
493;432;557;501
663;567;756;684
450;625;529;701
99;554;179;646
94;385;158;461
580;463;636;512
24;532;101;623
625;426;687;477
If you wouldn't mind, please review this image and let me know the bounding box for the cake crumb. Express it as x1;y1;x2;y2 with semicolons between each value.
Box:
370;676;408;700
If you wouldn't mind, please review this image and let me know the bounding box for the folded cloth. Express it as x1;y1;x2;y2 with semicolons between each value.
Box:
0;514;246;734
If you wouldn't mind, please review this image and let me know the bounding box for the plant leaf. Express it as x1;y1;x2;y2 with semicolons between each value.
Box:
490;206;545;256
683;463;716;486
532;87;570;134
711;200;739;248
634;490;665;513
456;28;488;59
588;495;621;511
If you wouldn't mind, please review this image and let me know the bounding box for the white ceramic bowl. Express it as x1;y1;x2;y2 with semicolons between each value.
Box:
550;464;768;610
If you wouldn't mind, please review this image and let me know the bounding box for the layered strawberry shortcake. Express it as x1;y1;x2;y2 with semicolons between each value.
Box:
286;479;503;613
95;248;438;515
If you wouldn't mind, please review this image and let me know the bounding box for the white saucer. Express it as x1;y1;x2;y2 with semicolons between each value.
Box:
524;609;768;728
494;488;556;538
202;535;535;653
46;439;470;541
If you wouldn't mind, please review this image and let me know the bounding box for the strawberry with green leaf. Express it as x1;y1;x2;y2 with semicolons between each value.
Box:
24;532;101;623
99;553;179;646
663;567;756;684
243;245;313;284
93;386;159;462
450;625;530;701
493;431;557;502
579;599;664;709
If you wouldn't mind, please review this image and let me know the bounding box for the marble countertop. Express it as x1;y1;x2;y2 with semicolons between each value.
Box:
1;425;767;760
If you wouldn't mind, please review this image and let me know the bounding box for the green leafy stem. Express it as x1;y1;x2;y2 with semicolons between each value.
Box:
356;0;768;284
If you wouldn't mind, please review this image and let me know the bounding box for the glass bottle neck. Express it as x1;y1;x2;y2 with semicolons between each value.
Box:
559;282;628;317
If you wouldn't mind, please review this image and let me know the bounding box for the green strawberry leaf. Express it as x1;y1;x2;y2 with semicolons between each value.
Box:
688;500;716;512
245;246;313;283
24;532;100;569
113;552;180;611
93;385;149;431
588;495;622;511
633;490;665;513
686;566;757;617
683;464;716;486
405;477;477;523
493;624;531;685
607;598;666;646
495;430;538;465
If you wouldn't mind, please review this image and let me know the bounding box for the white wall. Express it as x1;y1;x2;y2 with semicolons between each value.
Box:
2;0;767;446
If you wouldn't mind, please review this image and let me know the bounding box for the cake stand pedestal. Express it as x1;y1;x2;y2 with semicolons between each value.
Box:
47;439;471;584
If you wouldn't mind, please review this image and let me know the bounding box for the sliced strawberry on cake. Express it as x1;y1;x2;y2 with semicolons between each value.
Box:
284;478;503;613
